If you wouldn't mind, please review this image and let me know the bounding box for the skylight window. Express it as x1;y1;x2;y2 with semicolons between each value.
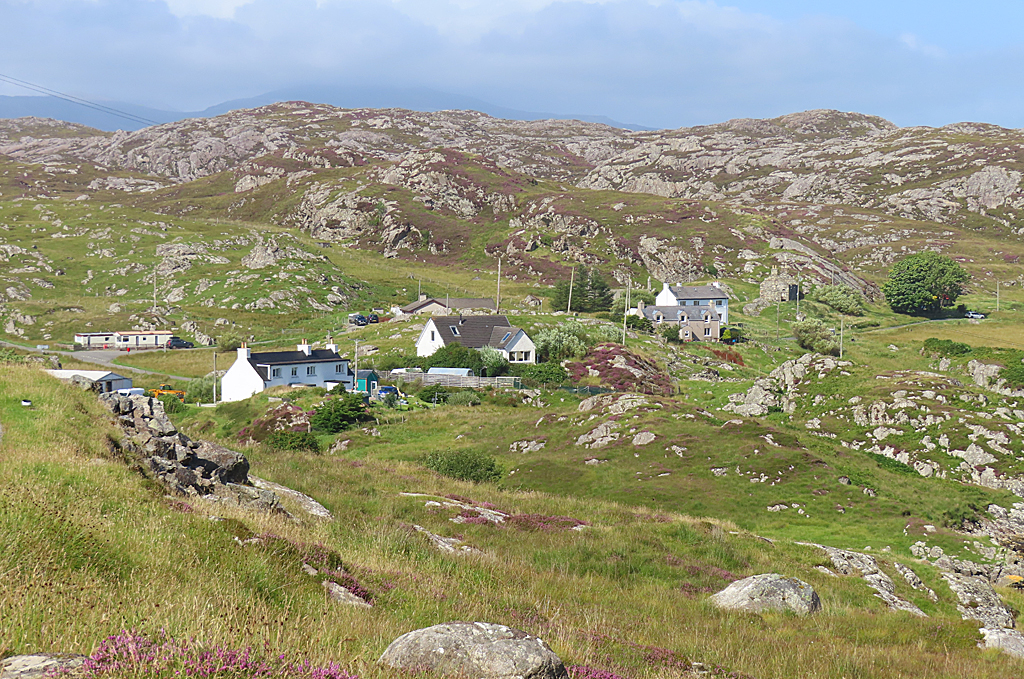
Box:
450;326;460;336
500;331;512;343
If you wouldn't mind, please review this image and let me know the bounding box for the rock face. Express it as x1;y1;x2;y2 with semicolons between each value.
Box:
941;573;1015;629
98;393;284;514
379;622;567;679
710;573;821;615
979;627;1024;659
802;543;927;616
0;654;85;679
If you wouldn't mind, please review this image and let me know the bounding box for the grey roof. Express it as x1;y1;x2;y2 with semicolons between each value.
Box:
642;305;720;322
429;315;512;349
487;326;523;350
402;297;496;313
249;349;348;371
357;369;378;379
667;285;729;300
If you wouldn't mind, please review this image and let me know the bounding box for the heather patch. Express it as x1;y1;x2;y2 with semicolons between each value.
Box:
566;344;671;395
237;404;312;445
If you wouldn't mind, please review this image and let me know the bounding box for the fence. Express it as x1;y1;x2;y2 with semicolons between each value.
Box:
383;371;522;390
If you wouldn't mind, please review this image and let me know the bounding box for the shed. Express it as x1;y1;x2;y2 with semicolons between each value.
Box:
427;367;475;377
45;370;133;393
356;369;380;393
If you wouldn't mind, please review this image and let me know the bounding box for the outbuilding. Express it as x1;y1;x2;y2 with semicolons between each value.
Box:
114;331;174;350
74;332;117;349
45;370;133;393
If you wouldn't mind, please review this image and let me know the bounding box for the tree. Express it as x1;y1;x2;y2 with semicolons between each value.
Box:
310;393;372;433
428;342;484;375
791;319;840;356
477;346;510;377
550;265;614;313
534;319;594;362
625;315;653;333
217;331;243;352
809;284;865;316
881;252;970;315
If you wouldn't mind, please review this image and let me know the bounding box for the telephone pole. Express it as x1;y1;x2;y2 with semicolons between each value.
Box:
496;256;502;313
622;278;631;345
567;266;575;314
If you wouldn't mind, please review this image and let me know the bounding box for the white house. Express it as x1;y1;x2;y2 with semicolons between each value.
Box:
114;331;174;350
74;332;117;349
45;370;133;393
654;282;730;325
415;315;536;364
220;340;354;403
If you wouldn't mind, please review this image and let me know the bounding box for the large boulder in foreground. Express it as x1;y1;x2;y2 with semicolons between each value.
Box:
711;573;821;615
379;622;567;679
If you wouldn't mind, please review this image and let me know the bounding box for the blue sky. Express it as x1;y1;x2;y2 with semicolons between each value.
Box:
2;0;1023;130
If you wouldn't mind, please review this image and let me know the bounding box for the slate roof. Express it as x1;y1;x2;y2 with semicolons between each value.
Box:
248;349;347;372
487;326;523;350
356;369;379;379
402;297;496;313
642;305;721;322
666;285;729;300
428;315;512;349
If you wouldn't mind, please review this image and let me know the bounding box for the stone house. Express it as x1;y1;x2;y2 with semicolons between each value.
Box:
636;303;722;341
654;282;730;325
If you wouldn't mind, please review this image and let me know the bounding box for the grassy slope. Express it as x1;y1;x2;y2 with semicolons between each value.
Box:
3;363;1024;679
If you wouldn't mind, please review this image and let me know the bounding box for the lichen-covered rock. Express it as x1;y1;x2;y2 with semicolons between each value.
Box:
0;654;85;678
979;627;1024;659
379;622;567;679
941;573;1015;629
710;573;820;615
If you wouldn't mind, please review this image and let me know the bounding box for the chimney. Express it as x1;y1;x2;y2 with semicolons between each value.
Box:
237;342;251;360
711;281;721;289
637;300;646;312
297;339;311;356
325;342;338;353
419;293;427;301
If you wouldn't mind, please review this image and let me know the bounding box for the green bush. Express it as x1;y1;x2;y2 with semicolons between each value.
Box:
446;391;481;406
159;395;187;414
625;315;654;333
511;362;568;386
418;385;450;404
999;353;1024;389
428;342;484;375
217;332;243;352
0;348;25;363
185;374;221;403
477;346;510;377
310;393;371;433
791;319;840;356
265;430;321;453
809;285;865;316
660;324;681;343
424;449;503;483
922;337;972;357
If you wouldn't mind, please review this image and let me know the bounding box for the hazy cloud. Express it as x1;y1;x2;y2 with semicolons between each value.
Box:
1;0;1023;128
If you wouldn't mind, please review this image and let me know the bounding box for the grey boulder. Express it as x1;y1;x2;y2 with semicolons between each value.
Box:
379;622;567;679
711;573;821;615
980;627;1024;659
0;654;85;678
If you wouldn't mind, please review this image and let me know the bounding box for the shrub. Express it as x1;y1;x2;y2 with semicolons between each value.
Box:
329;382;347;395
418;384;450;404
511;362;568;386
217;331;243;352
428;342;484;375
534;319;593;361
0;348;24;363
882;251;970;314
999;353;1024;389
310;393;371;433
265;430;321;453
660;324;681;343
922;337;972;357
424;449;503;483
791;319;840;356
625;315;653;333
446;391;481;406
478;345;510;377
381;392;399;408
809;284;865;316
159;394;186;414
185;374;221;403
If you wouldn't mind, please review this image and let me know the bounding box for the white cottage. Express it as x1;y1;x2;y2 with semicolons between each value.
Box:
654;282;730;325
45;370;133;393
220;340;354;403
415;315;536;364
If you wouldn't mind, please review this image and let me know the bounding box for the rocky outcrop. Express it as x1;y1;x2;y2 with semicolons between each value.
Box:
379;622;567;679
801;543;926;616
710;573;821;615
0;654;85;679
979;627;1024;659
724;353;851;416
941;572;1015;629
98;393;284;514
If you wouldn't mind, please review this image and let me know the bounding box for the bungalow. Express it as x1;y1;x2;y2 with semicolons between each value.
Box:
74;332;117;349
636;302;722;342
415;315;536;364
45;370;133;393
220;340;354;403
400;296;496;315
654;282;730;325
114;331;174;350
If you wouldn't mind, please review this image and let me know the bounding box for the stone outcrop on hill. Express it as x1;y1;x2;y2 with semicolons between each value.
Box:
98;392;285;514
724;353;852;416
710;573;821;615
0;654;85;679
800;543;926;616
379;622;568;679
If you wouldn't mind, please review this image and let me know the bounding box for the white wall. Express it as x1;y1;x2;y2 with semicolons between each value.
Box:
220;349;267;402
415;319;446;357
503;331;536;363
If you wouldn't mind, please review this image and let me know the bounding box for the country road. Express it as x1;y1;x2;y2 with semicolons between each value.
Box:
1;340;192;381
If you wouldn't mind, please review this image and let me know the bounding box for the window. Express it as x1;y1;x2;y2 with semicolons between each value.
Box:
716;299;724;306
704;327;711;337
291;367;298;376
522;351;530;362
431;331;435;341
450;326;460;336
307;366;316;376
335;363;344;373
272;368;281;378
500;331;512;344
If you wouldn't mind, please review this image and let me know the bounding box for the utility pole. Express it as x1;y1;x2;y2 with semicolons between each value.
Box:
776;300;781;341
496;256;501;314
840;316;845;359
622;278;631;345
997;281;1000;312
567;266;575;314
213;350;217;404
354;339;360;393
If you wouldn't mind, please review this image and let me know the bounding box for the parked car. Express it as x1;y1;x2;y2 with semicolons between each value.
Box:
367;313;379;323
348;313;368;326
965;311;986;319
165;337;194;349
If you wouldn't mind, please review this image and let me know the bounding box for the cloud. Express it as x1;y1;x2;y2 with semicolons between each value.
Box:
1;0;1023;128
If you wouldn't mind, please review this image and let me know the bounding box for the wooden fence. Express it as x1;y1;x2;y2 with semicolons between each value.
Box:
383;371;521;390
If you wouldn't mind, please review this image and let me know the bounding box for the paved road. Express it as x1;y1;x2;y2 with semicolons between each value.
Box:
1;340;192;381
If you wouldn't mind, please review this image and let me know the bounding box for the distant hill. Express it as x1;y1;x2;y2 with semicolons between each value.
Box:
0;86;654;132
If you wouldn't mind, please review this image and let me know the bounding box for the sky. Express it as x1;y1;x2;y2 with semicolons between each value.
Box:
2;0;1024;130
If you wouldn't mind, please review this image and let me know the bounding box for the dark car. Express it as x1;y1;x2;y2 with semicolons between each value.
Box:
166;338;194;349
349;313;368;326
367;313;379;323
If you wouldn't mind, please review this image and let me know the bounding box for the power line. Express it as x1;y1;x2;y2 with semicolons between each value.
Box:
0;72;159;127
